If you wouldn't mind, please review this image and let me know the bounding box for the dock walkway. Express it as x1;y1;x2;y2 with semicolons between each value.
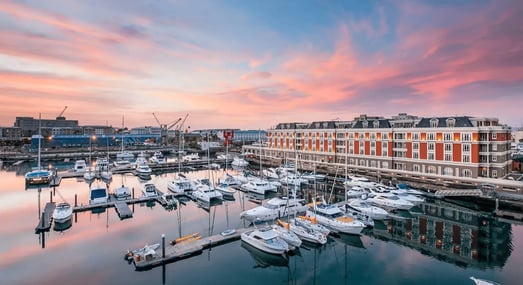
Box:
35;202;55;233
132;227;252;270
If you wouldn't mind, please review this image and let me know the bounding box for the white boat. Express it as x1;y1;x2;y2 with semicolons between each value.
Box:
167;174;196;196
347;198;389;220
149;151;166;164
390;189;425;205
293;215;331;236
306;202;365;235
279;175;308;187
125;243;160;262
90;185;108;204
346;185;370;199
271;220;302;250
193;178;223;203
83;167;96;183
116;151;134;162
469;277;500;285
161;193;178;208
142;183;158;197
367;194;415;210
135;163;152;176
95;157;110;173
397;182;426;196
241;178;278;195
114;184;131;200
231;156;249;167
262;168;280;179
73;160;87;173
343;175;373;188
25;121;52;185
52;202;73;223
240;197;308;223
215;181;237;198
300;172;326;181
289;218;328;245
241;227;289;255
182;153;200;162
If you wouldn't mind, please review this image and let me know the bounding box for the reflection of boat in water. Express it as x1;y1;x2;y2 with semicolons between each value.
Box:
334;233;365;249
469;276;500;285
53;219;72;232
241;241;289;268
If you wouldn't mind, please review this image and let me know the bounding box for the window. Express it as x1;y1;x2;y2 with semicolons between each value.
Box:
462;169;472;177
427;166;436;174
413;142;419;150
461;133;471;141
492;133;497;139
444;143;452;152
445;153;452;161
430;118;439;128
371;141;375;148
491;155;497;162
373;120;380;128
492;170;497;178
382;141;388;148
370;133;376;140
443;167;453;176
359;141;364;155
371;149;375;156
427;133;436;141
359;160;366;166
428;143;435;151
413;165;420;172
428;153;435;160
462;154;470;163
362;120;368;128
463;144;471;153
492;144;497;151
413;152;419;159
382;161;389;168
370;160;377;167
444;133;453;141
446;118;456;128
382;133;389;140
382;150;388;156
412;133;420;141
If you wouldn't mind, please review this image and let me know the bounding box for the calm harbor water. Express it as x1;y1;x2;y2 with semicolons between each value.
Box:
0;162;522;285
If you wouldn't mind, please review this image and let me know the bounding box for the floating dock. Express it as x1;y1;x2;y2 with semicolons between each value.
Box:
130;228;252;271
35;202;55;233
114;201;133;219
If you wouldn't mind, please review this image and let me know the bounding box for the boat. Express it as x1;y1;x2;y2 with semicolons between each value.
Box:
289;218;328;245
390;189;425;205
182;153;200;162
240;227;289;255
271;220;302;250
306;202;365;235
469;277;501;285
279;174;308;187
294;215;331;236
149;151;166;164
83;168;96;183
142;183;158;197
135;164;152;176
220;229;236;236
262;168;280;179
161;193;178;208
231;156;249;167
239;197;308;223
345;185;370;199
114;184;131;200
396;182;426;196
215;181;237;198
240;178;278;195
300;172;326;181
366;193;415;210
90;184;108;204
167;174;196;196
52;202;73;223
25;115;52;185
343;175;374;188
193;178;223;203
241;241;289;268
115;117;135;167
346;198;389;220
73;160;87;173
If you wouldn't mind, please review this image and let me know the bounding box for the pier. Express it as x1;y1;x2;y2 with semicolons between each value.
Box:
114;201;133;219
35;202;55;233
130;228;252;271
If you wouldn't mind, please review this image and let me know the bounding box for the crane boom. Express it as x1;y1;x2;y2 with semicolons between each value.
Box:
167;117;182;130
57;106;68;119
152;112;162;126
177;114;189;131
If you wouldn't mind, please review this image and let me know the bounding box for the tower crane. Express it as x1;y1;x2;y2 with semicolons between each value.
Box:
152;112;182;146
56;106;68;120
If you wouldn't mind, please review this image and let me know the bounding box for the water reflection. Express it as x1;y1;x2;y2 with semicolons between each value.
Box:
366;199;513;269
241;241;289;268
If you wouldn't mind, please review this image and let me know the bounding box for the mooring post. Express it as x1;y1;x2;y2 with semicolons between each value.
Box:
162;234;166;258
40;212;45;229
75;194;78;207
49;191;52;203
132;187;135;199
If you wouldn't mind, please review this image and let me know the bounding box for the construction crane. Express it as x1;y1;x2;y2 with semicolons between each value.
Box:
176;114;189;132
56;106;68;120
152;112;182;146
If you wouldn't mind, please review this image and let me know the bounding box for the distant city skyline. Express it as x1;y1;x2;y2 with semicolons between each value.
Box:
0;0;522;129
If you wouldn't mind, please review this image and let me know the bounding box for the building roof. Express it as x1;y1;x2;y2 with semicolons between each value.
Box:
416;116;473;128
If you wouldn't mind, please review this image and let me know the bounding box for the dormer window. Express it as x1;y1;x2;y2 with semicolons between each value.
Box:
430;118;438;128
373;120;379;128
362;120;368;128
446;118;456;128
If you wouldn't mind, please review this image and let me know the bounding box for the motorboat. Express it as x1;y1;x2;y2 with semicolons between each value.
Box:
116;151;134;162
300;172;326;181
366;194;415;210
306;202;365;235
396;182;426;196
149;151;166;164
161;193;178;208
469;277;500;285
95;157;110;173
240;197;308;223
346;198;389;220
241;227;289;255
126;243;160;263
90;185;108;204
52;202;73;223
390;189;425;205
182;153;200;162
25;121;52;185
294;215;331;236
193;178;223;203
271;220;302;250
279;175;308;187
114;184;131;200
142;183;158;198
135;164;152;176
240;178;278;195
215;181;237;198
73;160;87;173
83;168;96;183
231;156;249;167
343;175;374;188
289;218;328;245
346;185;370;199
167;174;196;196
262;168;280;179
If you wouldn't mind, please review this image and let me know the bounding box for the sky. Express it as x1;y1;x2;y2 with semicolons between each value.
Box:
0;0;522;130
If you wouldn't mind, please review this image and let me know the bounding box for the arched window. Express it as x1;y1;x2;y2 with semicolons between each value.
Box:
373;120;380;128
443;167;453;176
446;118;456;128
362;120;368;128
430;118;439;128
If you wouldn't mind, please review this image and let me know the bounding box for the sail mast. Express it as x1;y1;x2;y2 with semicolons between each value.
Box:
37;112;41;170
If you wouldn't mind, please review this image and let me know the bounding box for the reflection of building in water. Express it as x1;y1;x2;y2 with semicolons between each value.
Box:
370;200;512;269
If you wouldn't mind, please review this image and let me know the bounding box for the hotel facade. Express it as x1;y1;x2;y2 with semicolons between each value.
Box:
245;113;513;186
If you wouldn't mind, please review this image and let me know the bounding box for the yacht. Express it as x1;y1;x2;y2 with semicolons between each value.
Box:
279;175;308;187
149;151;166;164
271;220;302;250
135;164;152;176
306;202;365;235
193;178;223;203
289;218;328;245
83;167;96;183
300;172;326;181
167;174;196;196
343;175;373;188
231;156;249;167
390;189;425;205
345;185;370;199
182;153;200;162
161;193;178;208
114;184;131;200
262;168;280;179
366;194;415;210
346;198;389;220
293;215;331;236
25;119;53;185
240;178;278;195
90;185;108;204
240;197;308;223
241;227;289;255
73;160;87;173
142;183;159;198
215;181;237;198
52;202;73;223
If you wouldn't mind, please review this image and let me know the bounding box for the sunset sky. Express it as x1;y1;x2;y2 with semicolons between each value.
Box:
0;0;522;130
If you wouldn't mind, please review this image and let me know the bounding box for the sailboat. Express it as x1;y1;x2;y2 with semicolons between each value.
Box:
25;113;52;185
114;116;134;168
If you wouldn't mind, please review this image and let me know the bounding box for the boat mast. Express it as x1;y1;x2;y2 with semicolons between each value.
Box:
37;113;42;170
